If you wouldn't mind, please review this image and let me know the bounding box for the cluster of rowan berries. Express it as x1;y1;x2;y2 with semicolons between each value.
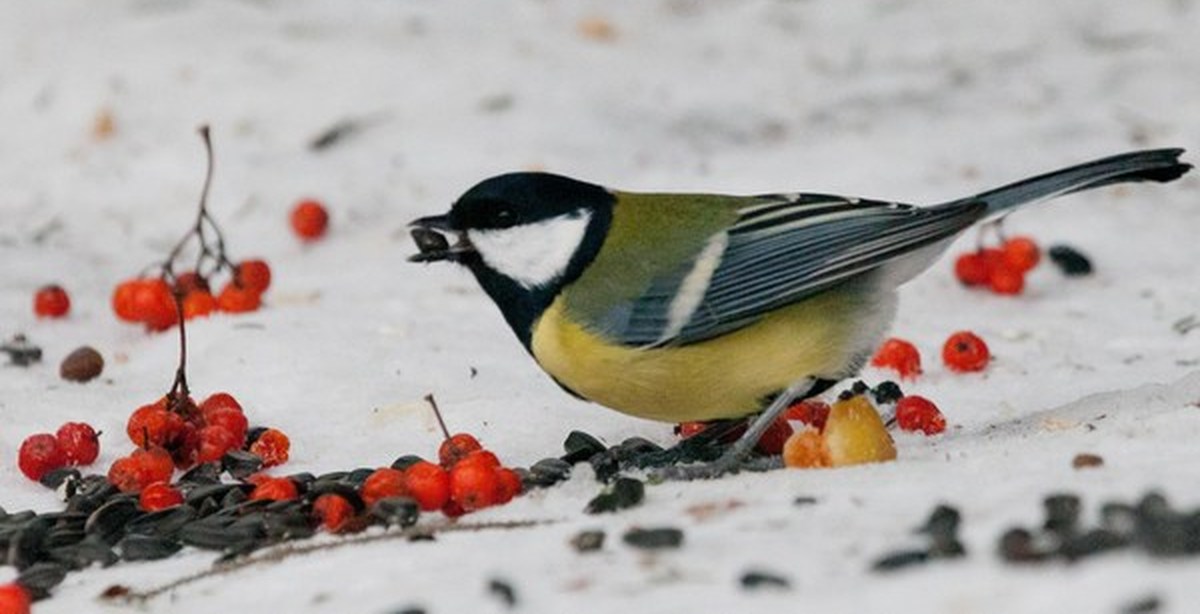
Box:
111;259;272;331
16;422;101;482
108;391;290;510
954;235;1041;295
310;432;523;533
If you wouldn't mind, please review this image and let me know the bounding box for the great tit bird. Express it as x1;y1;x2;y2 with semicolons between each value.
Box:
410;149;1190;478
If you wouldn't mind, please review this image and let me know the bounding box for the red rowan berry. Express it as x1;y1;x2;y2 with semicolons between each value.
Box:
34;284;71;318
361;468;408;508
943;331;991;373
139;481;185;511
291;199;329;241
17;433;66;481
438;433;482;467
895;395;947;435
870;337;922;380
56;422;100;466
403;461;451;511
249;428;290;467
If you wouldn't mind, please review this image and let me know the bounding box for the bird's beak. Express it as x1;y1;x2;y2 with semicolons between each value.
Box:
408;214;474;263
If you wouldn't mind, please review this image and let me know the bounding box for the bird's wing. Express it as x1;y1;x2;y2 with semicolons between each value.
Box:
597;193;986;346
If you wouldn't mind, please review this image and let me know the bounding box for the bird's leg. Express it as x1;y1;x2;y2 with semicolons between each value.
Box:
654;377;815;481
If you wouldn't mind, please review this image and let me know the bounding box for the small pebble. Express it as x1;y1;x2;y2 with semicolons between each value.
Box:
622;527;683;550
59;346;104;383
1121;594;1163;614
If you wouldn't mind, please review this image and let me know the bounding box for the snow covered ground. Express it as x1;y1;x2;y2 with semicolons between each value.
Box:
2;0;1198;612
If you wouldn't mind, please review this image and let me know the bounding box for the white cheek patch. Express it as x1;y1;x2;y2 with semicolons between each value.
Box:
468;211;592;289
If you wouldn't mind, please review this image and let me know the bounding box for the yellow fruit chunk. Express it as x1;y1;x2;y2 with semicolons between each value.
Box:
782;427;831;468
823;394;896;466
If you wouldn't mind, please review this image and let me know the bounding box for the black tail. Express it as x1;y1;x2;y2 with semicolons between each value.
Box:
940;148;1191;216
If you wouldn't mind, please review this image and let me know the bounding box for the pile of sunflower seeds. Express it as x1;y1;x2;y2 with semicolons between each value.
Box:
0;457;429;602
1000;491;1200;563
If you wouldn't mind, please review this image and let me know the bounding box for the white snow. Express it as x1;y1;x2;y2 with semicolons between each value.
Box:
1;1;1198;613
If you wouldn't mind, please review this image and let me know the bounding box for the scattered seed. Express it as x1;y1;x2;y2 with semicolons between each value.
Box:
84;498;140;545
612;437;663;463
125;506;197;538
178;462;222;486
622;527;683;550
1071;453;1104;469
1043;494;1081;536
40;468;81;492
529;458;573;486
59;346;104;383
0;334;42;367
739;569;791;590
391;455;424;470
793;496;819;507
998;527;1045;563
1060;528;1127;561
99;584;131;600
585;477;644;514
487;578;517;608
588;451;620;483
1122;594;1163;614
371;497;420;528
47;534;117;569
15;561;66;599
221;450;263;480
1048;244;1093;276
871;549;929;572
561;430;607;464
117;534;182;562
872;381;904;405
570;529;605;553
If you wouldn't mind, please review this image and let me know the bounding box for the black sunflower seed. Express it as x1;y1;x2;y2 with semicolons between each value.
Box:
16;561;68;599
998;527;1044;563
221;450;263;480
6;519;50;570
561;431;606;464
117;534;183;562
221;486;249;510
739;570;791;590
179;462;223;486
47;534;117;570
529;458;572;484
588;451;620;483
84;498;140;545
391;455;425;471
345;467;376;488
872;381;904;405
487;578;517;608
1060;528;1127;561
179;517;261;552
1043;494;1081;536
371;497;420;528
622;527;683;550
1101;502;1138;538
872;549;930;572
124;506;197;538
612;437;663;463
184;483;244;508
569;530;605;553
44;527;86;549
1048;244;1093;276
585;477;644;514
40;468;82;492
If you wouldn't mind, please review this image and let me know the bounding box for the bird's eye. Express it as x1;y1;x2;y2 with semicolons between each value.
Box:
490;207;517;228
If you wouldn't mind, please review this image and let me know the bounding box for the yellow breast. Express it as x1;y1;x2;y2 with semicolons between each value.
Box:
530;287;881;422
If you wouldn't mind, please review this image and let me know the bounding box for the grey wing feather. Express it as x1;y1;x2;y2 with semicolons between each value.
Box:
601;194;986;347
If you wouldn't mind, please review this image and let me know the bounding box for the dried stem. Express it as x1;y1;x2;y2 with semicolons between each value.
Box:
426;393;451;440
